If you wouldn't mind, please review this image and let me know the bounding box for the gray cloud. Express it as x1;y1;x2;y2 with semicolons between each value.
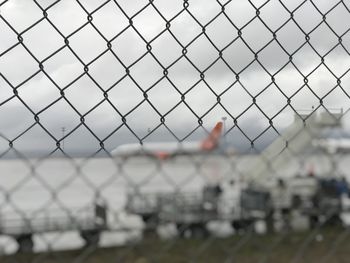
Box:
0;0;350;156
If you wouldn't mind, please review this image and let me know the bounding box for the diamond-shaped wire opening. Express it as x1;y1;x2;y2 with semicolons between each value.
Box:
84;101;123;139
67;23;107;64
34;0;59;10
167;57;201;93
150;167;189;192
310;1;339;15
322;84;350;109
13;124;57;156
122;156;158;185
201;106;230;132
110;27;146;66
151;0;184;20
149;31;183;66
64;74;104;114
76;0;110;13
204;59;237;95
0;44;39;87
89;1;129;40
325;1;350;36
35;158;79;189
271;107;295;129
162;102;199;139
324;45;350;76
99;176;126;209
225;125;254;153
43;47;84;88
0;1;43;33
236;105;271;141
309;22;339;56
241;17;273;52
115;0;149;17
292;43;322;74
255;83;289;117
293;0;323;33
258;40;289;74
102;124;140;150
132;5;166;42
147;78;181;115
56;176;96;207
184;81;218;117
0;98;35;139
276;19;307;54
107;76;144;115
80;157;118;187
151;157;188;187
307;65;338;98
35;99;80;139
290;82;320;110
279;0;306;13
21;19;63;61
124;102;161;139
9;176;52;211
222;38;255;73
269;149;301;176
274;63;305;97
48;1;88;36
186;34;219;71
166;11;202;45
129;53;164;88
16;72;61;113
239;61;272;96
60;125;102;155
165;158;204;189
205;14;239;50
220;82;252;117
252;123;280;152
259;0;290;31
87;51;126;89
224;1;256;29
186;0;221;26
0;18;18;55
143;125;180;143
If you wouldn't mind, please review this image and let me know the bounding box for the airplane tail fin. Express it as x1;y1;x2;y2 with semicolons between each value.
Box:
200;122;223;151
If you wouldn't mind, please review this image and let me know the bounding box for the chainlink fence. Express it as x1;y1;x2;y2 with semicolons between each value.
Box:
1;0;350;262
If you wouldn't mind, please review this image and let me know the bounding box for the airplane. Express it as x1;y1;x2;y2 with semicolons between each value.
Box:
312;138;350;154
111;122;224;159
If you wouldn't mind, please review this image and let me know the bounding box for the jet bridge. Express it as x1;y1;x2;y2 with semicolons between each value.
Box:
244;110;343;186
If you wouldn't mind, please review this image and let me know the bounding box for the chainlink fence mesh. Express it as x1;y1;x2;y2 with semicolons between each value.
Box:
1;0;350;262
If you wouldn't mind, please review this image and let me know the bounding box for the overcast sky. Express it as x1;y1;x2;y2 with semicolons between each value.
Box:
0;0;350;156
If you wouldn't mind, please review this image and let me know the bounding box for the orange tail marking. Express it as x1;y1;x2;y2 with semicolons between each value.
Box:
200;122;223;151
